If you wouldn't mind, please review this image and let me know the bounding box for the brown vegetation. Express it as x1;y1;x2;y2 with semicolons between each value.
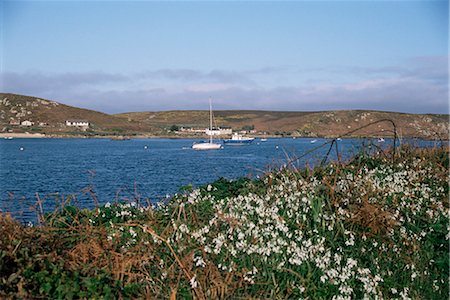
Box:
1;93;448;138
118;109;449;139
0;93;155;135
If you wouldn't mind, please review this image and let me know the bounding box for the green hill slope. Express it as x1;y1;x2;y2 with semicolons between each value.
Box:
1;93;447;138
116;109;449;139
0;93;155;135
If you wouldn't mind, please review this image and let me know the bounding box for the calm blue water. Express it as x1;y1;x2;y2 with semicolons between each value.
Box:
0;137;438;222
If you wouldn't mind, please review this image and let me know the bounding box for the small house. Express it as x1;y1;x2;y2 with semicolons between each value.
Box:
21;120;34;126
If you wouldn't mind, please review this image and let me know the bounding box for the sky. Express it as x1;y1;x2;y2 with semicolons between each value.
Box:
0;0;448;114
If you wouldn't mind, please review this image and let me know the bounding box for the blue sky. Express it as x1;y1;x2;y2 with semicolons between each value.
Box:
1;0;448;114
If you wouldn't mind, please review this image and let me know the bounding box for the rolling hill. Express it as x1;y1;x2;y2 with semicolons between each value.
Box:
1;93;448;139
0;93;155;135
116;110;449;139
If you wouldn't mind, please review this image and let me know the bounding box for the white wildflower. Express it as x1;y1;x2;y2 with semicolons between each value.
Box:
179;223;190;234
190;275;198;289
400;287;411;300
345;233;355;246
194;256;206;268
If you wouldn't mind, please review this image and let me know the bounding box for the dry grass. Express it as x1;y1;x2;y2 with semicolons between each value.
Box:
350;197;397;236
0;145;448;298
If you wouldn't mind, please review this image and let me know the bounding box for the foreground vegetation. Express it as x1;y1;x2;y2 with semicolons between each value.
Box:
0;146;448;299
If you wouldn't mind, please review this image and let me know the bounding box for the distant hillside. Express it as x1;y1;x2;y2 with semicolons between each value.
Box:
116;110;449;139
1;93;448;139
0;93;155;135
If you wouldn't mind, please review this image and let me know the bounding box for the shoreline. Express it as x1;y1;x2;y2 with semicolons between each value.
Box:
1;132;446;141
0;133;47;138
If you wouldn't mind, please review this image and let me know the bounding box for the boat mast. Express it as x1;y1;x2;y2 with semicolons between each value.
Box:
209;98;213;144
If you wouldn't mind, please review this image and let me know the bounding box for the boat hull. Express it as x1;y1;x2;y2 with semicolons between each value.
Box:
223;139;254;145
192;143;222;150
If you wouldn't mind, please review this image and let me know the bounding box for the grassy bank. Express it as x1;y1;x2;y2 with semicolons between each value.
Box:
0;146;448;299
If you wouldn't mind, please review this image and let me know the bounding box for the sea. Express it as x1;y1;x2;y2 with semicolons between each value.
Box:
0;137;439;222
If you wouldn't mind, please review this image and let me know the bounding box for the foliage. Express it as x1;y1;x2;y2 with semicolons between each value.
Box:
241;124;254;131
0;146;448;299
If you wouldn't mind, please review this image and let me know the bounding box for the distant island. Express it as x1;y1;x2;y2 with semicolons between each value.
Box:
0;93;448;139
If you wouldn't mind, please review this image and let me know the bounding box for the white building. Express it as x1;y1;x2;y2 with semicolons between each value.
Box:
21;120;34;126
180;127;205;133
66;119;89;127
205;127;232;136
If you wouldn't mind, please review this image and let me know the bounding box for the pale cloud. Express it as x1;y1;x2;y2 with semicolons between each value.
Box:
138;69;254;85
185;83;235;92
1;56;447;114
341;78;409;91
1;71;127;90
348;56;448;83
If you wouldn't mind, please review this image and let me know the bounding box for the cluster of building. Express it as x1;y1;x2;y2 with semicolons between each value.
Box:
177;126;258;136
8;119;89;128
9;120;48;127
205;127;233;135
178;126;232;135
7;118;260;136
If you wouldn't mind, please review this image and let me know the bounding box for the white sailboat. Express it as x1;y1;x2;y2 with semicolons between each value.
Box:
192;99;222;150
260;132;268;142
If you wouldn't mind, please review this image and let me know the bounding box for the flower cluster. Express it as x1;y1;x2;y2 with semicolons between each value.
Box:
166;149;448;298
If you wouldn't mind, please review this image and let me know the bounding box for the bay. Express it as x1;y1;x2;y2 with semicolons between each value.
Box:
0;137;435;222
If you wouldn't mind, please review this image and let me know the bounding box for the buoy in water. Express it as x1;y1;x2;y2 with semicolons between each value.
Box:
20;147;24;151
144;145;148;149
